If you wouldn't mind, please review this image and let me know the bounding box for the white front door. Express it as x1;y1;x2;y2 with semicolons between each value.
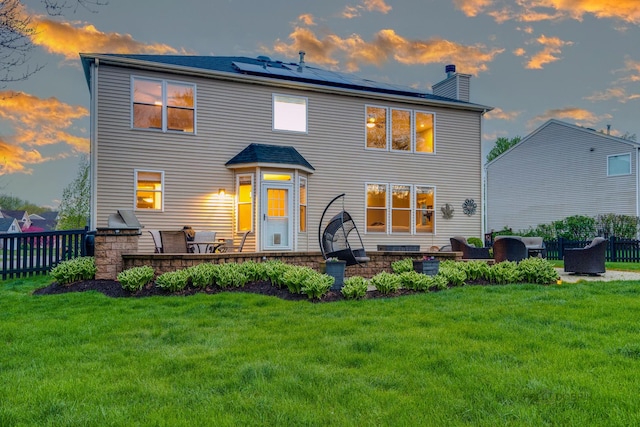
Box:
261;183;293;251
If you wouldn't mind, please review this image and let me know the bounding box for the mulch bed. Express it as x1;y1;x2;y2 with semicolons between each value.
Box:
32;279;422;303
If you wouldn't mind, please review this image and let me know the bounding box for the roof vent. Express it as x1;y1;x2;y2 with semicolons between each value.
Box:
298;50;306;72
445;64;456;78
257;55;271;62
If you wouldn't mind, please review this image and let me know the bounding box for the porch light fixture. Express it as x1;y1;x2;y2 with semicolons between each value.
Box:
218;188;226;196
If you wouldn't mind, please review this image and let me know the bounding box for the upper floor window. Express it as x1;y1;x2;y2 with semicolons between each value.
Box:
273;94;307;133
132;77;195;133
366;105;435;153
608;153;631;176
135;170;163;211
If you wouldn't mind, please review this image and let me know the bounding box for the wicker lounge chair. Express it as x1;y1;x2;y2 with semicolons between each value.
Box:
450;236;491;259
563;237;607;275
493;236;528;263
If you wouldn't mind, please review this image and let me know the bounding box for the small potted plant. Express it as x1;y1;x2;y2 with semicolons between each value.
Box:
413;256;440;276
321;257;347;290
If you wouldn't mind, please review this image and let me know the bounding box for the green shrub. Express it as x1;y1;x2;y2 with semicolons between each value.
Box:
517;257;559;284
467;237;484;248
263;260;292;288
239;260;267;282
282;266;316;294
595;213;640;239
488;261;522;285
301;273;333;300
398;270;433;291
50;256;96;285
391;258;414;274
187;263;219;288
370;271;400;294
117;265;155;292
155;269;190;292
341;276;369;300
437;261;467;287
216;263;248;288
461;260;491;281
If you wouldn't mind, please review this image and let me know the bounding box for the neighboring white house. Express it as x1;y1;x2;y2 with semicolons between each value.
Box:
486;119;640;233
80;53;492;253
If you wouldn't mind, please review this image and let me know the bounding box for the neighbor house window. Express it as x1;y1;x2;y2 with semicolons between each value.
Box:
135;170;163;210
237;175;253;232
132;77;195;133
608;153;631;176
299;177;307;232
415;186;435;233
365;105;435;153
366;183;388;233
273;94;307;133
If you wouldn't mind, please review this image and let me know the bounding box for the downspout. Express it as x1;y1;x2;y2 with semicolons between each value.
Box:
637;147;639;220
480;109;488;240
89;58;99;230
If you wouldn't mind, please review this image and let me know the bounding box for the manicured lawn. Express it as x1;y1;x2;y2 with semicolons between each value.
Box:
2;274;640;426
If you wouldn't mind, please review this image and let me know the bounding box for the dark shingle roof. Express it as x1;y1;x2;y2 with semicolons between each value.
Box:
80;54;484;107
226;143;314;172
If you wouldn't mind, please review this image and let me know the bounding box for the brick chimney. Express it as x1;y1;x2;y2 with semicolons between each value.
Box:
432;64;471;102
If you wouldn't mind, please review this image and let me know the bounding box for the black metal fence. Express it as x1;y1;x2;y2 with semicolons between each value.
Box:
542;236;640;262
0;228;93;280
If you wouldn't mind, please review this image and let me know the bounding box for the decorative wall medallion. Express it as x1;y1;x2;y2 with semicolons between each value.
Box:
441;203;454;219
462;198;477;216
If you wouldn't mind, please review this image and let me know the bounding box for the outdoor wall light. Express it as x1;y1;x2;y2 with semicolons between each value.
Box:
218;188;226;196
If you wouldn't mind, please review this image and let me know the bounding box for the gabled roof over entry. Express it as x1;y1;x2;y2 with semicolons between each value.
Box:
225;143;315;173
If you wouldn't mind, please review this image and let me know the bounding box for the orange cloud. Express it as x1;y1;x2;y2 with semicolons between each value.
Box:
0;91;88;173
528;107;612;128
584;87;640;103
341;0;391;18
28;14;186;60
525;35;573;69
484;107;522;121
454;0;640;24
270;27;503;76
298;14;316;26
619;58;640;83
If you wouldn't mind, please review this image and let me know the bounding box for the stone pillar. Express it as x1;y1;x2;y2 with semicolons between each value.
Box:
94;228;141;280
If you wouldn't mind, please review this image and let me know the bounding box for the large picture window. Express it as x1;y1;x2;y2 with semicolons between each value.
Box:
135;170;163;210
366;183;435;234
365;105;435;153
132;77;195;133
273;94;307;133
608;153;631;176
237;175;253;232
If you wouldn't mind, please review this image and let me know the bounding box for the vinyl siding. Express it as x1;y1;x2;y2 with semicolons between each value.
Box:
94;64;485;253
486;120;639;232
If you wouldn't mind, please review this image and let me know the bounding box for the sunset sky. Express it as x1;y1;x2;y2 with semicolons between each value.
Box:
1;0;639;208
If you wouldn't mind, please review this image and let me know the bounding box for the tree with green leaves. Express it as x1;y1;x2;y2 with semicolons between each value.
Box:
57;156;89;230
486;136;522;163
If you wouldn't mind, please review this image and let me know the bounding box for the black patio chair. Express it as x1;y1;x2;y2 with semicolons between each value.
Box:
450;236;491;259
563;237;607;275
319;194;370;266
493;236;528;263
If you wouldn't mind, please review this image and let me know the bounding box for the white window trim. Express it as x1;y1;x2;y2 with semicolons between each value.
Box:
364;105;436;154
134;169;164;212
299;176;307;233
365;182;389;234
236;174;254;233
365;183;437;235
272;93;308;134
390;183;413;234
390;108;413;153
131;76;196;134
607;152;632;177
414;185;436;235
414;110;437;155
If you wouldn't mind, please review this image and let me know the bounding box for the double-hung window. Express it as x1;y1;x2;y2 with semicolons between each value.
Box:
299;177;307;232
365;105;435;153
273;94;307;133
132;77;195;133
135;170;163;211
237;175;254;232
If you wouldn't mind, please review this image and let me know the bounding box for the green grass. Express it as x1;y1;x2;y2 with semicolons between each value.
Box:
3;275;640;426
550;259;640;272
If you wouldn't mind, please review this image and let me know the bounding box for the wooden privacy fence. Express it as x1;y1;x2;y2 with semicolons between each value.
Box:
540;236;640;262
0;228;92;280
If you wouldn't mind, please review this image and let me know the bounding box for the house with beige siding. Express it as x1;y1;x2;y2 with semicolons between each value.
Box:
486;119;640;233
80;53;491;253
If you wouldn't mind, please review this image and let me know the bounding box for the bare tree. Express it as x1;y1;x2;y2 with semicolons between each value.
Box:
0;0;107;87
